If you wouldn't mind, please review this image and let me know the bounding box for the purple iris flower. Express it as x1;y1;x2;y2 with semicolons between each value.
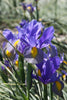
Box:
17;20;54;49
32;55;63;84
3;30;21;61
52;80;64;96
16;20;45;63
32;57;64;96
16;19;55;64
26;4;35;13
17;20;54;48
39;26;55;48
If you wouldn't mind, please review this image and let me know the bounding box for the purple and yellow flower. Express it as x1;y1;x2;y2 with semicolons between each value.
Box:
52;80;64;96
32;56;64;96
32;55;63;84
17;20;54;48
26;4;35;13
3;29;21;61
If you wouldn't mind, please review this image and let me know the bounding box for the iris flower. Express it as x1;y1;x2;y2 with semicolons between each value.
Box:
3;29;21;61
17;20;55;64
32;54;63;84
52;80;64;96
26;4;35;14
32;55;64;96
3;20;55;64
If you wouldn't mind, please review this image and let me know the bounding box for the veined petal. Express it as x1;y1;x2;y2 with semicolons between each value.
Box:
3;29;15;41
40;26;54;47
24;47;44;64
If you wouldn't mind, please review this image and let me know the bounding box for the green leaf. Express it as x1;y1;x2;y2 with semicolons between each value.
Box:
27;63;32;90
18;55;25;83
0;49;3;61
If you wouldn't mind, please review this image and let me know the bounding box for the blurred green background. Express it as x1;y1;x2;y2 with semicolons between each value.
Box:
0;0;67;33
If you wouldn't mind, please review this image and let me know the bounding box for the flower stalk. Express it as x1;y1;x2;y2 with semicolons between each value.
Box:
44;85;48;100
50;83;53;100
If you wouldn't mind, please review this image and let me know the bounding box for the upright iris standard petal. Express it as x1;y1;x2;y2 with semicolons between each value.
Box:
26;19;43;40
39;26;54;48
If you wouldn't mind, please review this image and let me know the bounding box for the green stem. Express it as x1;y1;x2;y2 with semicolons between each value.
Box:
30;13;32;20
55;0;58;20
44;85;48;100
36;1;39;21
50;83;53;100
24;10;26;19
18;55;25;83
27;89;29;100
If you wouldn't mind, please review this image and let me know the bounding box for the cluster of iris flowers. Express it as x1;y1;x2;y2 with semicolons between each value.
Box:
2;19;65;97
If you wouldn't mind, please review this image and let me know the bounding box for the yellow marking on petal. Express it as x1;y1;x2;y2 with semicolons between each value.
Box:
63;74;66;79
63;61;67;65
49;45;51;48
27;6;31;10
31;47;38;58
38;69;41;77
13;39;20;47
49;45;52;52
6;50;11;57
15;60;18;67
56;81;62;91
